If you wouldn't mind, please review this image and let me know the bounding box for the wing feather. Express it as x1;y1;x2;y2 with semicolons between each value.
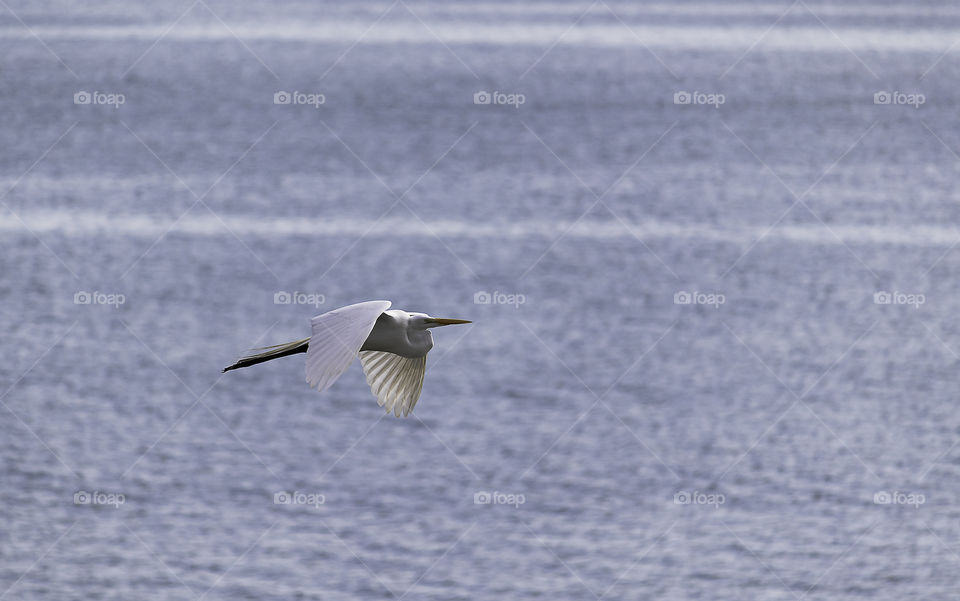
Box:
358;351;427;417
305;300;391;392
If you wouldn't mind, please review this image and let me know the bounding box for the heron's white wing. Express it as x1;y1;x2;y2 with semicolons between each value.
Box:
358;351;426;417
305;300;391;392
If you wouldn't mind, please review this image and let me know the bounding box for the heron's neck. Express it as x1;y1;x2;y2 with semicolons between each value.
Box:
405;329;434;357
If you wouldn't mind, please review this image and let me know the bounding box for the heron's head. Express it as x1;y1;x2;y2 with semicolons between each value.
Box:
408;312;472;329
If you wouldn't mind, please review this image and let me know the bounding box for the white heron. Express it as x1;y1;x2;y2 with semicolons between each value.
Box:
223;300;471;416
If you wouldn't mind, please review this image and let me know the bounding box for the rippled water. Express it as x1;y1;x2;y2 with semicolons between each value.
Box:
3;1;960;599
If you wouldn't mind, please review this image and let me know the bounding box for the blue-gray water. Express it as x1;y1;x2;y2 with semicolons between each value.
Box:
3;1;960;599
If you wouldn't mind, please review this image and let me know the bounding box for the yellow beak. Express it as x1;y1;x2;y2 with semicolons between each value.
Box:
425;318;472;326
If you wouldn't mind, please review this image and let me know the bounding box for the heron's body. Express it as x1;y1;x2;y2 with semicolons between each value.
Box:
223;301;469;416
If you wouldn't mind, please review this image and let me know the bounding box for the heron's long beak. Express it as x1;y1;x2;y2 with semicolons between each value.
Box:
425;317;472;326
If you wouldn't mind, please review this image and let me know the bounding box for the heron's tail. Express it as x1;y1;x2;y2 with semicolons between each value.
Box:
223;337;310;372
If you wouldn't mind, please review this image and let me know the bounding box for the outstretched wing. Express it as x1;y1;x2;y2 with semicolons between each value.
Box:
305;300;391;392
358;351;426;417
